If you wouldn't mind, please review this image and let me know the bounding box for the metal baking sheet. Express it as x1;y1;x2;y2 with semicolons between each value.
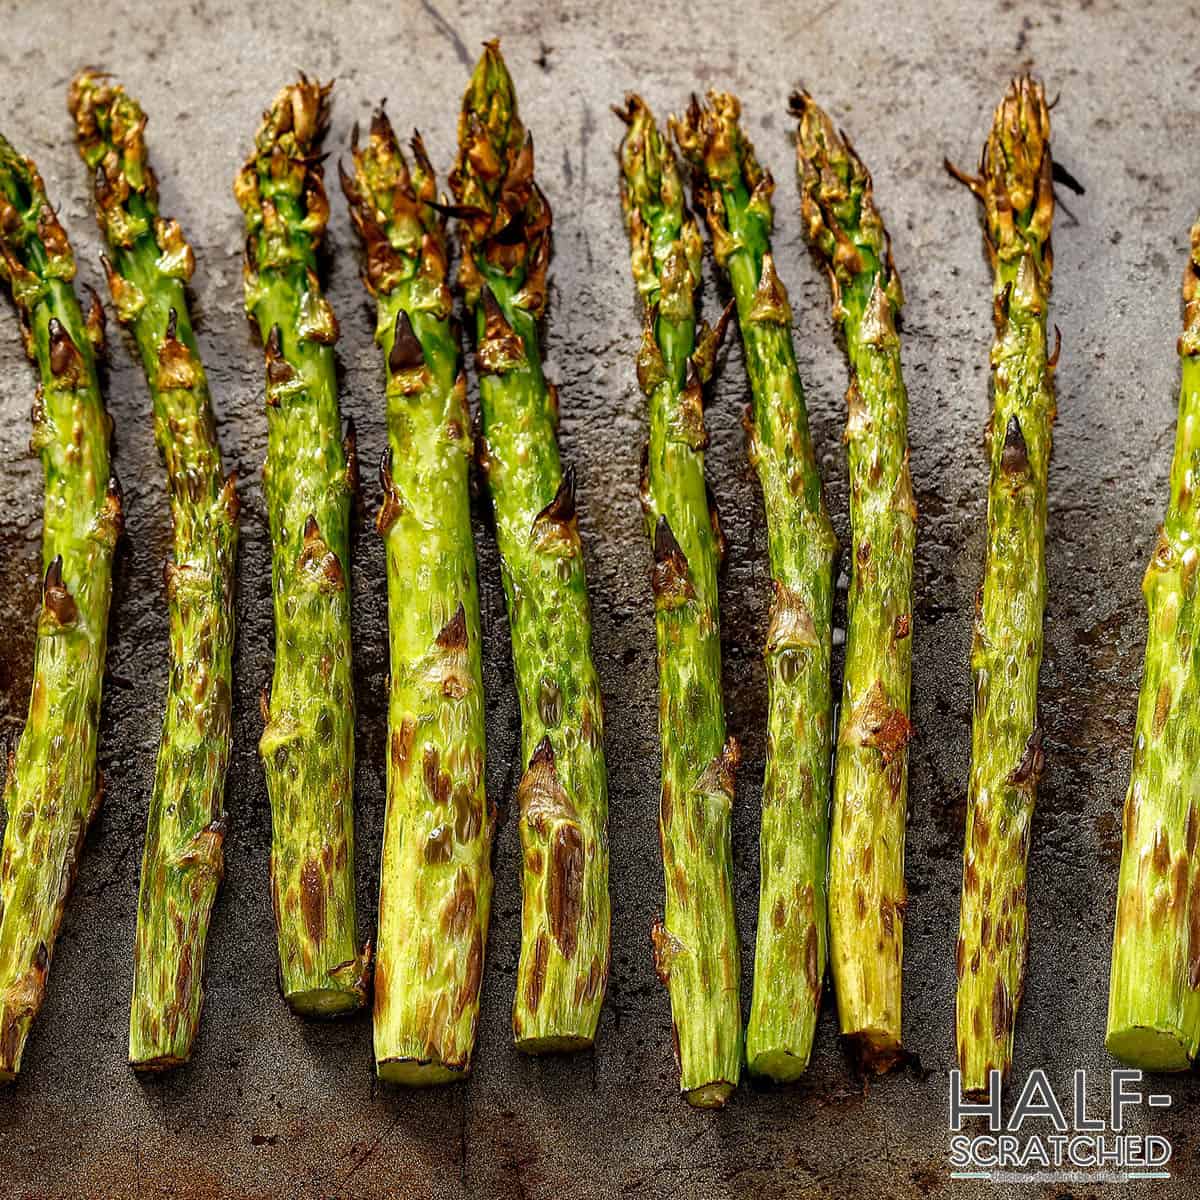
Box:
0;0;1197;1196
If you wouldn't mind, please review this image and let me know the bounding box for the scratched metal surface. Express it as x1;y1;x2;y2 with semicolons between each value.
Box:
0;0;1196;1196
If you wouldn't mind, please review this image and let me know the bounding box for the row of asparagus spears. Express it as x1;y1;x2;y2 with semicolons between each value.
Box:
0;43;1183;1104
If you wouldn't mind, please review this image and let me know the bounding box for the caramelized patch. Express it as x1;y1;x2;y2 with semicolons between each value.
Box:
549;824;584;960
299;859;326;945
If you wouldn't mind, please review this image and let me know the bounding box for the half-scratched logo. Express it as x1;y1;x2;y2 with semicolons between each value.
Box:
948;1069;1173;1185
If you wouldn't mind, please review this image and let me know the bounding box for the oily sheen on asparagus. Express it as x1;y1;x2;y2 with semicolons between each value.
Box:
793;92;917;1071
452;42;610;1051
676;91;837;1081
1106;221;1200;1070
69;71;239;1070
0;135;121;1081
947;76;1056;1098
342;108;494;1083
618;94;741;1107
236;78;368;1015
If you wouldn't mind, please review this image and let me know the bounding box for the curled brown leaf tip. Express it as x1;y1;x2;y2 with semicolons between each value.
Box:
534;465;576;527
1007;727;1044;789
435;602;469;650
1000;414;1029;475
42;555;78;625
388;308;425;372
651;515;695;608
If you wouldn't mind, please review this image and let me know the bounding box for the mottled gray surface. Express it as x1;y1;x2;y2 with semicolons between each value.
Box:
0;0;1194;1196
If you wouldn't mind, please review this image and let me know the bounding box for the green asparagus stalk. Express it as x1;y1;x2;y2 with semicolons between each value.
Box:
0;136;122;1081
676;92;837;1081
235;78;368;1015
1106;222;1200;1069
341;108;494;1082
617;95;741;1107
451;41;610;1051
792;93;916;1071
946;76;1056;1097
69;71;238;1070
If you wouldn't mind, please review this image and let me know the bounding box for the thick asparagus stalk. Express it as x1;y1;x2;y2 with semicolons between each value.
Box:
451;41;610;1051
0;136;122;1081
676;92;837;1080
617;95;741;1107
792;93;916;1071
235;78;368;1015
341;109;494;1082
1106;222;1200;1069
947;76;1056;1097
69;71;238;1070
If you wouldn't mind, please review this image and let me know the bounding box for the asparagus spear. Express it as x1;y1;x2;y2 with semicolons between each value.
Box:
451;41;610;1051
946;76;1056;1097
235;78;368;1015
1106;222;1200;1069
341;108;494;1083
0;135;122;1081
617;95;741;1107
676;92;837;1081
792;92;916;1071
69;71;238;1070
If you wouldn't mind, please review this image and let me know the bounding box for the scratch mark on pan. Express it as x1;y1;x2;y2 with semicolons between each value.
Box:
420;0;472;68
337;1110;405;1187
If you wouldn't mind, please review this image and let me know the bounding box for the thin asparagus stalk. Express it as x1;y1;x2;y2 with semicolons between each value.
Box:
0;135;122;1081
235;78;368;1015
792;92;917;1071
69;71;238;1070
1106;221;1200;1069
341;108;494;1083
617;95;741;1107
676;92;837;1081
946;76;1056;1098
451;41;610;1051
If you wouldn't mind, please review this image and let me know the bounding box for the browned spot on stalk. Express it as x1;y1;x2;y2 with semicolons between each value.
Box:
443;870;477;938
549;824;583;960
992;978;1012;1042
175;944;194;1010
425;825;453;864
299;859;326;945
955;935;966;979
457;929;483;1019
376;448;404;534
805;923;818;993
841;678;913;764
1154;682;1172;737
423;746;451;806
525;932;549;1014
773;896;786;930
660;780;673;830
1153;827;1171;875
453;785;482;843
1187;881;1200;987
391;716;415;777
531;468;578;553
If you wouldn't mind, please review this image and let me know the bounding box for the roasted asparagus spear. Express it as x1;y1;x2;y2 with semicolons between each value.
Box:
1106;220;1200;1070
618;94;741;1107
0;135;122;1081
235;78;368;1015
342;108;494;1082
947;76;1056;1098
792;92;916;1071
676;91;837;1080
69;71;238;1070
452;41;610;1051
